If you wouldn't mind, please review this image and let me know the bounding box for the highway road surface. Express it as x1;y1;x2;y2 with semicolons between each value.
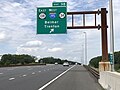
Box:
0;65;103;90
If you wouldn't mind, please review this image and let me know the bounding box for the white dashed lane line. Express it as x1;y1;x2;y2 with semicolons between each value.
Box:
9;78;15;81
38;71;41;73
6;66;60;82
32;72;35;74
22;74;27;77
0;73;3;74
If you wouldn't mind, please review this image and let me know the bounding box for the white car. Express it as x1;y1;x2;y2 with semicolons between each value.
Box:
63;62;69;66
55;62;58;65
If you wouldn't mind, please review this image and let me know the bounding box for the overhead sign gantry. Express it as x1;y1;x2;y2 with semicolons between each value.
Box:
37;2;110;71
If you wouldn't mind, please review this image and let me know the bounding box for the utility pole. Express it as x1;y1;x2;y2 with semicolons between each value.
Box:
81;44;84;64
83;32;87;65
109;0;114;71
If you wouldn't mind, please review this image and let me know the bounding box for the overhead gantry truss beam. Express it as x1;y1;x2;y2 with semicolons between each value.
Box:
67;8;108;62
67;9;108;30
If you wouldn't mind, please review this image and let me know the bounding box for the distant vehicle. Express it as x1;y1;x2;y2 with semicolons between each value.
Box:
55;62;58;65
75;63;78;65
63;62;69;66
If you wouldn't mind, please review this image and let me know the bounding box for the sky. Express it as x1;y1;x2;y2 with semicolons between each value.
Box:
0;0;120;64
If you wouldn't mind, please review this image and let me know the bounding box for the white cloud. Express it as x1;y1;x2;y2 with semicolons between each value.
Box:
21;40;42;47
0;31;11;42
0;0;120;63
16;40;43;54
48;47;63;52
0;32;7;41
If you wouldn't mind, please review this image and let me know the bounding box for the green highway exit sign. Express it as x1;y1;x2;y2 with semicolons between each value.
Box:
37;7;67;34
52;2;67;7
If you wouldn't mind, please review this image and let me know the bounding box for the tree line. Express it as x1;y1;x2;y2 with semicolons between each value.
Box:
39;57;77;65
89;51;120;71
0;54;78;66
0;54;36;66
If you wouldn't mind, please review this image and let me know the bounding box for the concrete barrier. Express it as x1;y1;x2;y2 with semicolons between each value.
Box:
99;71;120;90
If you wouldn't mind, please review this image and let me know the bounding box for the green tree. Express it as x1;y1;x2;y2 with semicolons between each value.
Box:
1;54;35;65
89;56;102;68
1;54;13;64
89;51;120;70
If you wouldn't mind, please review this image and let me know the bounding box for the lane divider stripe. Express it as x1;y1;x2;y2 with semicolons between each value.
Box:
23;75;27;77
38;65;75;90
9;78;15;80
0;73;3;74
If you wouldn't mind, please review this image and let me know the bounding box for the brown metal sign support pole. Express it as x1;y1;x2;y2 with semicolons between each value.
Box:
101;8;108;62
99;8;110;71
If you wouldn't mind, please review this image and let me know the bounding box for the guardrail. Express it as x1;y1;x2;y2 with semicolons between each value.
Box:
83;65;99;79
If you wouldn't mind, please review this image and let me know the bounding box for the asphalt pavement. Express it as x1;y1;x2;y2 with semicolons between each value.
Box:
0;65;70;90
0;65;103;90
43;65;103;90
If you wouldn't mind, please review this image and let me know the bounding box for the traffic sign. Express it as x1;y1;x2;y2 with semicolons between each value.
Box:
37;7;67;34
52;2;67;7
109;54;113;64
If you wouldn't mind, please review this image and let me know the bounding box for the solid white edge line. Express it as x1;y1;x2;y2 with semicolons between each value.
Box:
38;65;76;90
